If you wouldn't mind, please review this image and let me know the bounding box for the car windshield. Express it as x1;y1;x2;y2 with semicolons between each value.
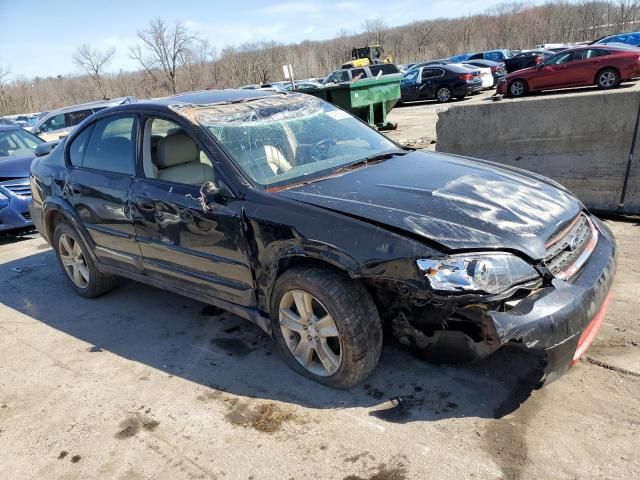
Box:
0;128;44;161
183;95;399;190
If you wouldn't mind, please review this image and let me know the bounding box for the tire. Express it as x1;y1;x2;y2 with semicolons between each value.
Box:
270;266;382;389
436;86;453;103
596;68;619;90
508;79;528;97
53;222;119;298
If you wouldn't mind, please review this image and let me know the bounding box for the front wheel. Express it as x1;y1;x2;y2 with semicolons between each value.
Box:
508;79;528;97
436;87;453;103
270;266;382;389
596;69;619;90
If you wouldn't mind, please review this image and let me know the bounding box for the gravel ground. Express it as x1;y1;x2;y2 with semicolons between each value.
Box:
0;219;638;480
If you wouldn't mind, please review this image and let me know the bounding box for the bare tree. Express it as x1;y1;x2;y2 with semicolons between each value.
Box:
131;18;195;94
362;18;388;46
0;64;10;113
72;44;115;99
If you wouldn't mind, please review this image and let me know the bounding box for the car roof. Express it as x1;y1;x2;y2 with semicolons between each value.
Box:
45;96;135;115
146;89;282;107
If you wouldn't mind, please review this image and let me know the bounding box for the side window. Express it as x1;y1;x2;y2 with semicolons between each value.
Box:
143;117;215;186
469;53;482;60
68;124;94;167
40;114;66;132
421;68;435;80
66;109;93;127
432;68;445;77
82;116;136;175
573;50;588;61
338;71;350;82
351;68;367;80
586;49;607;58
547;52;573;65
485;52;501;62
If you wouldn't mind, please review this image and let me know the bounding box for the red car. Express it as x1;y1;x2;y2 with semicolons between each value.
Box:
497;45;640;97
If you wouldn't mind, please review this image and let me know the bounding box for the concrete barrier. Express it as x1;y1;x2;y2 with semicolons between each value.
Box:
436;88;640;214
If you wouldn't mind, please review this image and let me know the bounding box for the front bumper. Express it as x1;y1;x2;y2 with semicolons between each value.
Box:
489;217;616;381
496;79;507;95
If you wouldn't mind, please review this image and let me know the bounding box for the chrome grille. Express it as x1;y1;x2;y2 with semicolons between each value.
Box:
544;213;597;280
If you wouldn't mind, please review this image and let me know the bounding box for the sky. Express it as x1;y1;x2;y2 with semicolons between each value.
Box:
2;0;512;80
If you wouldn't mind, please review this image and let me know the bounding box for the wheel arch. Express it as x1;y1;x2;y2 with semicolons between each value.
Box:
43;198;99;265
259;247;361;316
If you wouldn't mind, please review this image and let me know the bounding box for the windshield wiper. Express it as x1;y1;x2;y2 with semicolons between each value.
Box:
333;150;408;174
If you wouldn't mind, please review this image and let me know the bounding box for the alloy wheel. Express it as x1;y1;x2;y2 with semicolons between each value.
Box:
599;71;616;88
58;233;90;289
510;81;525;96
279;289;342;377
437;88;451;102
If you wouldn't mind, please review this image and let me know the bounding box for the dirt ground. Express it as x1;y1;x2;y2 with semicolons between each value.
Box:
1;91;639;479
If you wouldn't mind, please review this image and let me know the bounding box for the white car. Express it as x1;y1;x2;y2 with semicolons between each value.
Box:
454;63;493;90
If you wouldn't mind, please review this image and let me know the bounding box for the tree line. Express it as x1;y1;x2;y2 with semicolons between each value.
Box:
1;0;639;115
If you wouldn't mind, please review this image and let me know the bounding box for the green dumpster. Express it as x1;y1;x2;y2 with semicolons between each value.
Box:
296;75;401;130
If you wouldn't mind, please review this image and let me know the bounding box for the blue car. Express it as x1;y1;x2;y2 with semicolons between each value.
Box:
0;125;44;234
594;31;640;47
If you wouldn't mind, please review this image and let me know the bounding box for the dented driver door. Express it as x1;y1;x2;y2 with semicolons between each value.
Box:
129;177;256;307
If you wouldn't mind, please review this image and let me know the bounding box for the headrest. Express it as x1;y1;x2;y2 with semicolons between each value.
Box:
156;133;198;168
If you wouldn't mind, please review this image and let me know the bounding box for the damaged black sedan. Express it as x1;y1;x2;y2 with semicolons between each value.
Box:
29;90;615;389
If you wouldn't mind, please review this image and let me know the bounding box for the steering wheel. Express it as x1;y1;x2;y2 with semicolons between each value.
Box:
310;138;336;161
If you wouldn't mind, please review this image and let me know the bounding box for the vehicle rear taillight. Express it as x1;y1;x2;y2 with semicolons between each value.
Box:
459;73;474;81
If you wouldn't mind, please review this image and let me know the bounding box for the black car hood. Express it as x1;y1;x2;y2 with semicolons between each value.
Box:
278;151;582;259
0;154;34;179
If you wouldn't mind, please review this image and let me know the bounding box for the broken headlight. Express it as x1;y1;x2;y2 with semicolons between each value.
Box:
417;253;539;295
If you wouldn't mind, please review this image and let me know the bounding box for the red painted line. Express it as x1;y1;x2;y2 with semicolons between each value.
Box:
571;291;612;366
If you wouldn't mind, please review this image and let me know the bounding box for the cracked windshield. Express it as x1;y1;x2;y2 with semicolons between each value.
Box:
197;96;398;189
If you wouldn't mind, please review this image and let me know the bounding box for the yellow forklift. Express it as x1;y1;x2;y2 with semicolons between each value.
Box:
341;45;393;69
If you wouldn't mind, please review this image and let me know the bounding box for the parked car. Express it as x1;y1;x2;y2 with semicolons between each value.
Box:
0;117;20;127
29;89;616;388
401;64;483;102
457;63;494;89
0;125;45;233
535;43;571;51
30;97;136;142
504;49;557;73
498;45;640;97
405;59;450;73
323;64;401;84
593;31;640;47
463;59;507;86
466;49;512;62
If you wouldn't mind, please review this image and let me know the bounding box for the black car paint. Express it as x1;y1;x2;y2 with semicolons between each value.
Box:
504;50;555;73
400;65;482;102
29;90;615;381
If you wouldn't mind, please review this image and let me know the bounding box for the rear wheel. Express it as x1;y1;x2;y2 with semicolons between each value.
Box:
270;266;382;389
53;222;119;298
596;68;619;89
436;86;453;103
509;79;528;97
